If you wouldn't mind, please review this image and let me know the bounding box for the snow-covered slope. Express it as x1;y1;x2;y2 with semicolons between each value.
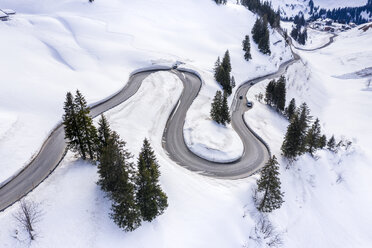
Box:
245;24;372;247
0;0;292;181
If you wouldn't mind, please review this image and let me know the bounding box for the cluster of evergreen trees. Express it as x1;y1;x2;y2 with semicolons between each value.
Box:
281;101;328;161
210;90;231;126
63;90;98;161
240;0;280;28
252;17;271;55
310;2;372;25
265;76;286;112
63;92;167;232
242;35;252;61
214;50;234;95
291;13;308;45
256;156;284;213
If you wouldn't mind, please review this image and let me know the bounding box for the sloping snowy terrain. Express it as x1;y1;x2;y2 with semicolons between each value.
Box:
0;0;291;182
245;24;372;247
0;0;371;247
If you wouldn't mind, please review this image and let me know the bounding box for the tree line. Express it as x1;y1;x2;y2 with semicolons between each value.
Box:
265;76;286;112
291;13;308;45
310;3;372;25
252;16;271;55
240;0;280;28
63;91;167;232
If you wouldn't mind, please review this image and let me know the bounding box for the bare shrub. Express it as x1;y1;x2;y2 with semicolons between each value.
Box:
13;199;43;242
249;215;283;247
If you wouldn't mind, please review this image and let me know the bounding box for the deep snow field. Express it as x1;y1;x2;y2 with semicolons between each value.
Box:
0;0;372;247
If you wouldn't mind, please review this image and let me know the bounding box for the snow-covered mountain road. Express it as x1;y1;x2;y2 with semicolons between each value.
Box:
0;28;337;212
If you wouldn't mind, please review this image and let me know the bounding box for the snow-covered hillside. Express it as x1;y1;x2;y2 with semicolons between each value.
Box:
245;24;372;247
0;0;291;182
0;0;371;247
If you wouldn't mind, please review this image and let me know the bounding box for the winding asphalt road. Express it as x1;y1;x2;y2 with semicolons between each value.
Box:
0;28;335;212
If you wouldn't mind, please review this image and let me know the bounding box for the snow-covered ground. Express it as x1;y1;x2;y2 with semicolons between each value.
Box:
1;0;371;247
0;71;258;248
281;21;334;49
245;24;372;247
0;0;292;182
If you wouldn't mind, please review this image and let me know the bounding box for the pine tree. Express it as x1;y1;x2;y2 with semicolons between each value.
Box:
221;94;231;125
231;76;236;89
258;16;271;55
257;156;284;212
97;131;130;194
97;132;141;232
214;57;221;79
97;114;112;160
319;134;327;149
135;139;168;222
265;80;276;105
327;135;337;152
285;98;296;120
275;76;286;112
222;50;232;73
281;112;302;161
242;35;252;61
74;90;98;160
215;64;226;88
306;118;322;156
63;92;86;159
252;18;263;44
298;102;312;154
210;91;223;124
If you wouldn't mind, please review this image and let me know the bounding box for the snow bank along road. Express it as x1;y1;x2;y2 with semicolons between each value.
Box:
0;29;335;212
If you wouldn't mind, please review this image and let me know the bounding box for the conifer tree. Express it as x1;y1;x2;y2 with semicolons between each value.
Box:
265;80;276;105
214;57;221;79
63;92;86;159
97;131;141;231
231;76;236;89
222;50;232;74
135;139;168;222
275;76;286;112
298;103;312;153
281;112;302;161
258;16;271;55
97;131;129;193
214;51;232;95
252;18;263;44
242;35;252;61
210;91;223;124
97;114;112;160
221;94;231;125
74;90;98;160
327;135;337;152
257;155;284;212
306;118;322;156
319;134;327;149
285;98;296;120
